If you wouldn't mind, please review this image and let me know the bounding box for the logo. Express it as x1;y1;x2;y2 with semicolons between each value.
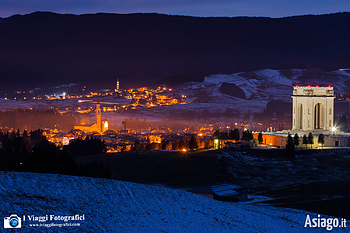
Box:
304;214;347;231
4;214;22;228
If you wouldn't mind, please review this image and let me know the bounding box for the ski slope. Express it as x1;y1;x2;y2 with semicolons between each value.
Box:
0;171;344;232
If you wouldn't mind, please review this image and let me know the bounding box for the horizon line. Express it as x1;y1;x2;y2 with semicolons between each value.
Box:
1;10;349;19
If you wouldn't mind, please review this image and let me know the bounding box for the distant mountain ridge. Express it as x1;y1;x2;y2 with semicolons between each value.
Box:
0;11;350;90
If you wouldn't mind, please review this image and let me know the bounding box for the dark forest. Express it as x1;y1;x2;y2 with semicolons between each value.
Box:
0;109;75;132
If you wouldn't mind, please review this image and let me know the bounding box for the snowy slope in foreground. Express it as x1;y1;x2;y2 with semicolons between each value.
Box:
0;172;342;232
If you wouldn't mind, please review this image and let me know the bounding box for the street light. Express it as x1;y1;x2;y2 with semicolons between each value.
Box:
331;126;338;147
214;139;219;149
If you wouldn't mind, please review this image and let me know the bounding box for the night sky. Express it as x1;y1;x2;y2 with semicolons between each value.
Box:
0;0;350;18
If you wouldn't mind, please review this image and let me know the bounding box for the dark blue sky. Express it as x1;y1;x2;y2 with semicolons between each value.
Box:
0;0;349;18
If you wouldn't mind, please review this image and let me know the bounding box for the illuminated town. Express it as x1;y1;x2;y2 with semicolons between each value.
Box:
0;82;244;153
1;8;350;232
2;78;350;153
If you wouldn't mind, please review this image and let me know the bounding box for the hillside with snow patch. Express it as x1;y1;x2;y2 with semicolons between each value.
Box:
172;68;350;113
0;171;343;232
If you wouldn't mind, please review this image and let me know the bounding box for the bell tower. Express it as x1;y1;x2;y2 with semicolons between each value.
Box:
115;79;120;92
96;101;102;133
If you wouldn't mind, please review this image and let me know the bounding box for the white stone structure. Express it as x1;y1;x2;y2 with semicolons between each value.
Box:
292;85;334;131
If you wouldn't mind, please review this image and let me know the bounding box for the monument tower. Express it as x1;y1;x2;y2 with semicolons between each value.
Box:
292;85;334;131
254;85;350;148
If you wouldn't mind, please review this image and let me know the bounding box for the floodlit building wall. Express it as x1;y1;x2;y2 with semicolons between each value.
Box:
253;134;287;147
292;86;334;131
253;133;350;148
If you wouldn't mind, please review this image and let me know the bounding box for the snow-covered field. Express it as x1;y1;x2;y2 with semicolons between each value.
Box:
175;69;350;113
1;171;344;232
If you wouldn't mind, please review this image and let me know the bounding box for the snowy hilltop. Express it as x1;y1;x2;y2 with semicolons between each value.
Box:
173;68;350;113
0;171;343;232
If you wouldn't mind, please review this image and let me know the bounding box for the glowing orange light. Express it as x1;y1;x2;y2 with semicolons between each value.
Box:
182;148;187;152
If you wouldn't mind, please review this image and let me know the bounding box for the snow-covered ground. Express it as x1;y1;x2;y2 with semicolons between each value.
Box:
1;171;345;232
175;68;350;113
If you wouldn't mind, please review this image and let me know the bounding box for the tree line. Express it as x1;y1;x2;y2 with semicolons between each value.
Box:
285;132;325;157
0;109;75;132
213;128;251;140
137;135;213;151
0;130;110;179
121;117;148;130
137;128;248;152
69;137;107;157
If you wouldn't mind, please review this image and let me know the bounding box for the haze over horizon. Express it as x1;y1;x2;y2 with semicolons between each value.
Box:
0;0;350;18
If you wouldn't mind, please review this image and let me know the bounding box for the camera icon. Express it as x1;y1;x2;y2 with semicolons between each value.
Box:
4;214;21;228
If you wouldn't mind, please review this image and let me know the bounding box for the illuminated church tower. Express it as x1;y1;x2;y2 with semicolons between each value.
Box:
115;79;120;92
96;101;102;133
74;102;108;134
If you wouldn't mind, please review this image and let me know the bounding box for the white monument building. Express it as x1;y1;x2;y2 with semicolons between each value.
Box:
292;85;334;131
253;85;350;148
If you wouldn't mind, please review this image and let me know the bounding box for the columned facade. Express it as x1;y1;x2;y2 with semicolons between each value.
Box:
252;85;350;148
292;86;334;131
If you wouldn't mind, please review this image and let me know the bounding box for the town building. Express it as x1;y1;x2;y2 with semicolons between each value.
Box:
74;102;108;134
189;183;248;202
